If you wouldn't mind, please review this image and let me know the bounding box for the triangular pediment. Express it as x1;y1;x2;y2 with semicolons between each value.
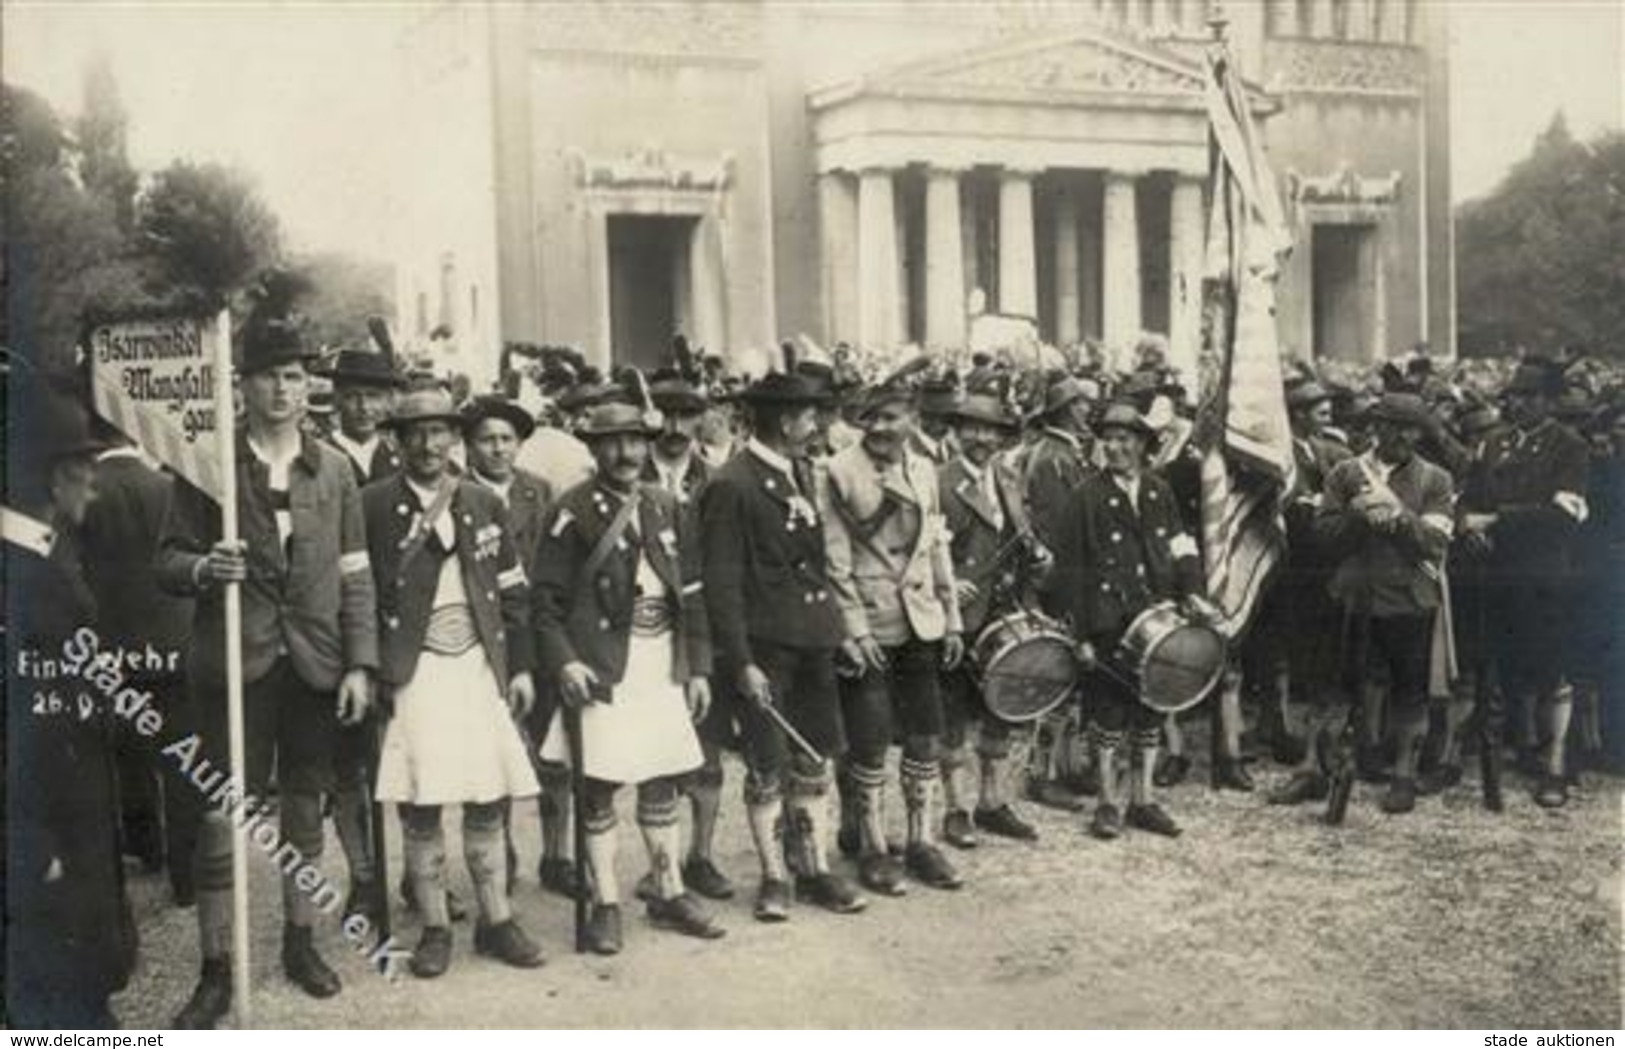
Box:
811;28;1272;112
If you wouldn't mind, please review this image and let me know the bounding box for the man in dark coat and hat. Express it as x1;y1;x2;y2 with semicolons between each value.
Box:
5;387;135;1028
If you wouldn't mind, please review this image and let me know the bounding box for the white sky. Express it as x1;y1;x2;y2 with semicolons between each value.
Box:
6;1;1623;258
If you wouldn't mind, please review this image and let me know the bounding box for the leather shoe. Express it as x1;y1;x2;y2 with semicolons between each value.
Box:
1355;742;1390;783
682;856;736;901
648;893;727;940
795;871;867;914
282;924;341;998
474;919;545;967
1270;730;1309;767
1381;777;1418;815
400;875;469;921
942;809;978;849
1417;763;1462;796
753;878;792;922
904;843;962;890
973;804;1038;841
1125;802;1182;837
538;858;586;901
171;958;231;1029
408;926;453;979
585;903;623;955
1533;774;1569;809
1153;753;1192;788
1211;757;1255;792
858;852;908;897
1089;803;1123;840
1268;770;1329;806
1026;778;1087;812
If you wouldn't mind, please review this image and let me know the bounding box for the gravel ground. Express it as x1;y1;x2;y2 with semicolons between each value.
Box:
112;756;1622;1029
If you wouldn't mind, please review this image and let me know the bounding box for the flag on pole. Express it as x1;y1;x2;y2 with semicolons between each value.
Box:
1195;33;1297;639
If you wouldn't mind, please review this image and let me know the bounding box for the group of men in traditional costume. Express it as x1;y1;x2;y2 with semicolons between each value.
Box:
7;297;1622;1029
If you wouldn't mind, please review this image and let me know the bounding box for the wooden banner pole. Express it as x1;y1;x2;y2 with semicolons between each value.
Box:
214;308;252;1029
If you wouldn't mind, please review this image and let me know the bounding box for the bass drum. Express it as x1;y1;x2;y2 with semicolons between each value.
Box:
970;610;1078;723
1115;601;1227;714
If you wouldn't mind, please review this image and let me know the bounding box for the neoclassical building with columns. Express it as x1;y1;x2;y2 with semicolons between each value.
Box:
390;0;1453;385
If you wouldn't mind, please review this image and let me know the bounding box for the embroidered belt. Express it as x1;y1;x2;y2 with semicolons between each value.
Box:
425;604;479;655
631;596;674;637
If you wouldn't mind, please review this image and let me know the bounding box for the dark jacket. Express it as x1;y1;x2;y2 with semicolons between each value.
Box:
1023;427;1094;556
5;520;135;1015
1057;469;1203;641
939;455;1024;635
1469;418;1590;576
532;479;710;686
157;433;379;691
1316;452;1455;617
699;448;843;667
362;475;534;689
331;433;403;487
469;466;553;579
79;451;192;681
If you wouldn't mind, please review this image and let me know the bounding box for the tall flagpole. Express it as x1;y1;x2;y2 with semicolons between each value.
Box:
214;307;252;1028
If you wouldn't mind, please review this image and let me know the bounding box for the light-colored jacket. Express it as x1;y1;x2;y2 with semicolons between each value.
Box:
818;444;962;646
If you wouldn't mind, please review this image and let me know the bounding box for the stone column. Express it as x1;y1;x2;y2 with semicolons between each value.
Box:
690;216;728;354
997;166;1039;318
1101;169;1142;355
819;170;859;346
1345;0;1372;39
857;166;903;350
924;165;967;349
1273;0;1301;36
1309;0;1335;37
1052;185;1082;347
1167;174;1205;381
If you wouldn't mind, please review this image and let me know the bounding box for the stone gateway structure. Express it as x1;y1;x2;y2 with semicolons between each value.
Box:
390;0;1452;385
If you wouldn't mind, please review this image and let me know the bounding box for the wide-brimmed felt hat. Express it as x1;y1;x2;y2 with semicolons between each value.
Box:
1095;400;1157;438
328;347;403;388
238;318;311;376
1040;375;1101;418
576;401;662;439
917;378;961;418
1456;403;1501;438
380;386;462;431
460;394;536;442
1366;392;1433;430
855;379;919;421
1286;378;1333;410
739;371;830;407
648;375;709;415
19;389;107;464
947;392;1019;431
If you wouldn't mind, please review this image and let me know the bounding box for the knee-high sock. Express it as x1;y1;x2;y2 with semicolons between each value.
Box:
1215;669;1244;760
1440;674;1478;767
848;760;889;856
940;744;972;815
1130;726;1161;806
1542;684;1575;776
637;791;684;900
402;807;450;928
537;769;572;862
1393;706;1429;780
464;803;510;924
687;761;724;863
1360;681;1387;749
900;756;939;847
976;731;1011;809
331;783;374;883
583;806;620;905
194;811;234;960
744;785;787;882
280;791;326;928
1089;724;1123;809
786;761;832;876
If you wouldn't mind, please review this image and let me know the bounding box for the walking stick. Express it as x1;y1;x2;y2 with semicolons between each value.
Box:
563;703;588;953
367;710;392;952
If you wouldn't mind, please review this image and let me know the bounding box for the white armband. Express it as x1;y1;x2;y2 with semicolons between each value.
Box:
1554;491;1589;524
339;551;371;575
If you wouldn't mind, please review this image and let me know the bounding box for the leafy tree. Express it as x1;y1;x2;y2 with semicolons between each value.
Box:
137;160;282;305
292;250;395;351
1456;113;1625;358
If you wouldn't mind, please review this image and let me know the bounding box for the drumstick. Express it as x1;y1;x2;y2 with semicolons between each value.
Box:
760;690;825;764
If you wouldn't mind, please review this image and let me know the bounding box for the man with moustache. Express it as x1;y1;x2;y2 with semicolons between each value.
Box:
1307;393;1456;815
159;318;377;1027
363;387;544;976
641;373;734;901
699;372;867;922
936;389;1041;846
323;347;404;920
533;401;725;953
1057;402;1212;841
822;382;966;894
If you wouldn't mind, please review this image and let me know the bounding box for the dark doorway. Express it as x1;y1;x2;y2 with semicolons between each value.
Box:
1311;223;1376;361
608;215;695;371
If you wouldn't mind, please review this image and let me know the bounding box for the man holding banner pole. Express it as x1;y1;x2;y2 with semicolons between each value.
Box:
158;312;379;1028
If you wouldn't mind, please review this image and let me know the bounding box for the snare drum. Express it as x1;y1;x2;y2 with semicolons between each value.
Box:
1115;601;1227;714
971;610;1078;723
